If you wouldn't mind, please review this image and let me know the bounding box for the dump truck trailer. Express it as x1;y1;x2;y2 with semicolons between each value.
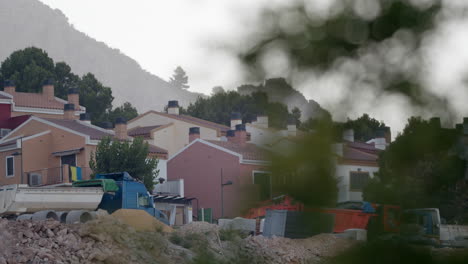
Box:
0;172;168;225
401;208;468;247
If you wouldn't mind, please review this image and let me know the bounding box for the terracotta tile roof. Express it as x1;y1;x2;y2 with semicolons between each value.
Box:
342;147;378;162
342;141;380;163
8;92;83;110
206;140;271;161
44;118;113;140
128;125;162;138
132;111;230;132
347;141;379;154
148;144;168;154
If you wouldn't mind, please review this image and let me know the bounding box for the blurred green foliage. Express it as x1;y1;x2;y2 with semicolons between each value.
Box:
89;136;159;191
364;117;465;220
270;119;338;207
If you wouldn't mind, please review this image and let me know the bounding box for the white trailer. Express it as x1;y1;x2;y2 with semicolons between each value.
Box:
0;184;104;223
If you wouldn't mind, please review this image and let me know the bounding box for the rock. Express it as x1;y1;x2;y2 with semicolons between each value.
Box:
23;230;34;238
38;238;48;247
46;229;55;238
57;228;68;236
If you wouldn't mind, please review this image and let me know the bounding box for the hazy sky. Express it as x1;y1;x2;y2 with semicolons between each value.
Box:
38;0;468;133
38;0;268;94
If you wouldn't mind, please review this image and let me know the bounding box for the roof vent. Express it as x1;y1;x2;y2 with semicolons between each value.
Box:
68;88;79;94
189;127;200;135
42;78;54;86
64;103;75;111
115;117;127;125
235;124;246;131
168;100;179;108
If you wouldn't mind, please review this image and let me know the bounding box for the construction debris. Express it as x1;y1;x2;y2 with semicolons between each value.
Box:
243;234;357;264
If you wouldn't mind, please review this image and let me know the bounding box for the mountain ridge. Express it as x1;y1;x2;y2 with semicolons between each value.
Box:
0;0;202;112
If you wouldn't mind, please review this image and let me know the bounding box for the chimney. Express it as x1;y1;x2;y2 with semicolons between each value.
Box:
64;104;76;120
79;113;91;124
167;100;179;115
234;124;247;146
189;127;200;143
342;129;354;142
230;112;242;129
68;88;79;108
384;126;391;143
256;115;269;128
3;80;15;94
42;79;55;101
226;130;235;142
114;117;128;140
374;128;387;150
287;117;297;137
101;121;114;130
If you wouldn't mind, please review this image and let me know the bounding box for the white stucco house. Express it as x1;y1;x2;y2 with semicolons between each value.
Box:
334;129;389;203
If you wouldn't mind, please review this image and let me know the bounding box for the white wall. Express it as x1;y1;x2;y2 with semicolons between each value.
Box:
129;112;220;157
246;124;285;146
335;164;379;203
156;159;167;180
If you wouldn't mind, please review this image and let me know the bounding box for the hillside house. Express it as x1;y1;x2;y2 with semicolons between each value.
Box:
0;104;167;187
167;125;271;219
128;100;230;157
334;129;389;203
1;80;85;120
128;100;230;180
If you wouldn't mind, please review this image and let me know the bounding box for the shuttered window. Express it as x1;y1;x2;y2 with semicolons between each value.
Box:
350;171;370;191
6;156;14;177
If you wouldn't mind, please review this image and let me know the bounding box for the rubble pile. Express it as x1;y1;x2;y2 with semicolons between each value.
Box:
0;218;118;264
243;234;357;264
178;221;219;235
0;215;358;264
0;216;183;264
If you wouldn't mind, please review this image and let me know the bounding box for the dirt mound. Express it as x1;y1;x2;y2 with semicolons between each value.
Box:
111;209;173;233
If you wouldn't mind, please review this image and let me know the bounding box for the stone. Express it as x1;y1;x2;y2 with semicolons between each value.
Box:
46;229;55;238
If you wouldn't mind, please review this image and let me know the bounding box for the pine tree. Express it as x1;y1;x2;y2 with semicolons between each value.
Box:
169;66;189;90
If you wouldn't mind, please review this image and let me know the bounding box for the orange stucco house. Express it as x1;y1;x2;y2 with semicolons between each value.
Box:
0;106;114;186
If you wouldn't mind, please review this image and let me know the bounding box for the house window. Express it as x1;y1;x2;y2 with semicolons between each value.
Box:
253;171;271;201
6;156;14;177
350;171;370;191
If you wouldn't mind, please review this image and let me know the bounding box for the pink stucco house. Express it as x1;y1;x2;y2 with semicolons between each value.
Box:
167;125;271;220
